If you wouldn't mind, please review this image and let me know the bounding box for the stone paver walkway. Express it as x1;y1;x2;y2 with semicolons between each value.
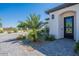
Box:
37;39;76;56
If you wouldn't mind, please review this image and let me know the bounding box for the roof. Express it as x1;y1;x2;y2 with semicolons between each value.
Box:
45;3;78;14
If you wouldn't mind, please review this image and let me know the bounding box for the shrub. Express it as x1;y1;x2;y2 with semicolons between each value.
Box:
13;29;17;33
27;30;38;42
40;28;55;41
0;30;3;33
4;27;17;33
16;35;26;40
17;14;47;42
74;42;79;54
45;35;55;41
0;28;3;33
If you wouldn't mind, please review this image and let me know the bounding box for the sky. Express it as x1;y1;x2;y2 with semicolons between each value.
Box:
0;3;61;28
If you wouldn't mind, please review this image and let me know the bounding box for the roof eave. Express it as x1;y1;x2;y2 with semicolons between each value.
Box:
45;3;78;14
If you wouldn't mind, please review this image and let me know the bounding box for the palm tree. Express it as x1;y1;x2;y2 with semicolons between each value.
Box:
17;21;27;30
17;14;45;42
26;14;42;41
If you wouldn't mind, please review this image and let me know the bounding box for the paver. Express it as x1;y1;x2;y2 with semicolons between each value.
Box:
37;39;76;56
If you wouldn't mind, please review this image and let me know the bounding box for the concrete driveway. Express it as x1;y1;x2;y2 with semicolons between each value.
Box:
0;33;45;56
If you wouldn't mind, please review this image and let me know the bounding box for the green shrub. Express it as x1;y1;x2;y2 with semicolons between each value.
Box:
16;35;26;40
0;28;3;33
13;28;17;33
27;30;39;42
13;30;17;33
0;30;3;33
74;42;79;54
40;28;55;41
45;35;55;41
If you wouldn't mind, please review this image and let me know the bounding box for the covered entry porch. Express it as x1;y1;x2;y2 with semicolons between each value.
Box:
59;11;76;40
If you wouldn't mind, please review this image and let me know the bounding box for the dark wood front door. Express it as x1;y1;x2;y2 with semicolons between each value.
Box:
64;16;74;39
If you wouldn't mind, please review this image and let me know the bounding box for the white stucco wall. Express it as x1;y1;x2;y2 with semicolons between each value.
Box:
48;4;79;41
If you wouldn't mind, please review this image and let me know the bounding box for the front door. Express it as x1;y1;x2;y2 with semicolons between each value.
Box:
64;16;74;39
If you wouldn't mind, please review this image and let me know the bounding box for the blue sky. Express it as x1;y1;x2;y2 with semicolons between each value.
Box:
0;3;61;28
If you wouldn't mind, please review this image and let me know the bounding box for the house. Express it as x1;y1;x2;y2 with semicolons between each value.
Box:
45;3;79;42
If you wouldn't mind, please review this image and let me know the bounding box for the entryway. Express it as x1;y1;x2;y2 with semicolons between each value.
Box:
59;11;76;39
64;16;74;39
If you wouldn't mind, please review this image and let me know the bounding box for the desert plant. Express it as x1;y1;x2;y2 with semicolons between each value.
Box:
17;14;46;42
26;14;46;42
27;29;42;42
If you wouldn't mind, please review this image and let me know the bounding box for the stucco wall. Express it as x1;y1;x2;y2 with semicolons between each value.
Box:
49;4;79;41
